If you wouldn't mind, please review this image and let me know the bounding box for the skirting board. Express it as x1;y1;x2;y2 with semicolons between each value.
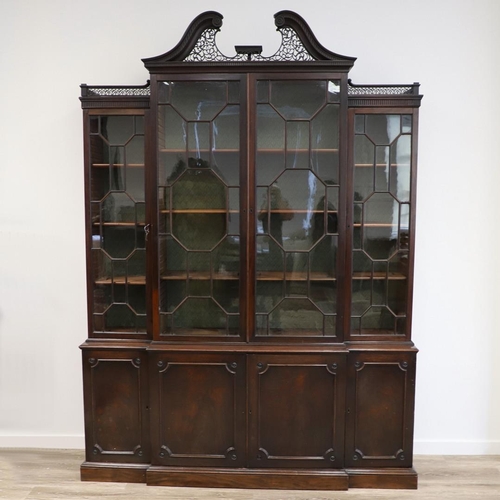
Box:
0;435;85;449
2;436;500;454
414;440;500;454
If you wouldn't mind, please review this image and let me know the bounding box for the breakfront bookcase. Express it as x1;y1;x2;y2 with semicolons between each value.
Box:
79;11;422;490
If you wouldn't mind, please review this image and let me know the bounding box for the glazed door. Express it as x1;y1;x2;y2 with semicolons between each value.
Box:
347;110;417;340
86;111;148;338
155;76;246;340
250;76;346;341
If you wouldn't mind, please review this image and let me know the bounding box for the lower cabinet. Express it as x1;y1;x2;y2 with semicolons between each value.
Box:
81;345;417;489
149;351;346;470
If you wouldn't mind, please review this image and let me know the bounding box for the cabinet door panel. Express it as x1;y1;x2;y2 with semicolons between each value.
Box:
82;349;149;463
345;351;416;467
150;352;246;467
248;354;346;468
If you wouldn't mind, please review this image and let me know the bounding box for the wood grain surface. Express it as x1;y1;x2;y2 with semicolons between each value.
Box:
1;450;500;499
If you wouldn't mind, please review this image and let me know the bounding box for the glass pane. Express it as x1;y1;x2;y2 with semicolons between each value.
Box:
170;81;227;121
255;79;339;338
101;116;134;144
213;237;240;279
172;169;226;210
365;115;400;145
159;152;186;186
228;188;239;235
351;114;412;336
213;105;239;150
287;121;309;151
374;146;389;192
402;115;412;133
354;135;375;201
160;106;186;150
257;80;269;103
158;82;171;103
390;134;411;202
256;152;284;186
269;299;323;335
327;80;341;102
286;122;309;169
311;104;339;150
355;115;365;134
173;298;226;333
363;193;399;260
159;81;240;336
89;114;146;334
213;105;240;186
269;170;325;251
270;81;326;119
188;122;210;156
311;104;340;185
257;104;285;150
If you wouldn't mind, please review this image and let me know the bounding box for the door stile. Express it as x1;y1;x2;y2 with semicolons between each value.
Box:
406;110;419;341
343;108;355;340
147;75;160;340
246;74;257;343
336;74;349;343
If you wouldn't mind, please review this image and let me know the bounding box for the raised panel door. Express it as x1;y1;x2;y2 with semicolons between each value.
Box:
150;352;246;467
345;351;416;468
248;353;346;468
82;349;150;463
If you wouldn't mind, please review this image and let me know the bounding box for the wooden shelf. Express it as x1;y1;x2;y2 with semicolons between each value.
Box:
160;209;236;214
93;222;145;227
256;271;336;281
352;272;406;280
95;276;146;285
353;223;398;228
96;328;145;333
159;148;338;154
92;163;144;168
160;327;236;336
163;271;336;282
160;209;336;215
258;328;327;336
351;328;404;336
258;148;339;153
96;271;406;285
260;209;337;214
162;271;239;280
354;163;410;168
159;149;239;153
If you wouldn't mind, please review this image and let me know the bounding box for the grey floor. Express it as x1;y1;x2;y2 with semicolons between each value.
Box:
1;450;500;499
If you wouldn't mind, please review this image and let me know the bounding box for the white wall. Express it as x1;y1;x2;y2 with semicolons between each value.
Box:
0;0;499;453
